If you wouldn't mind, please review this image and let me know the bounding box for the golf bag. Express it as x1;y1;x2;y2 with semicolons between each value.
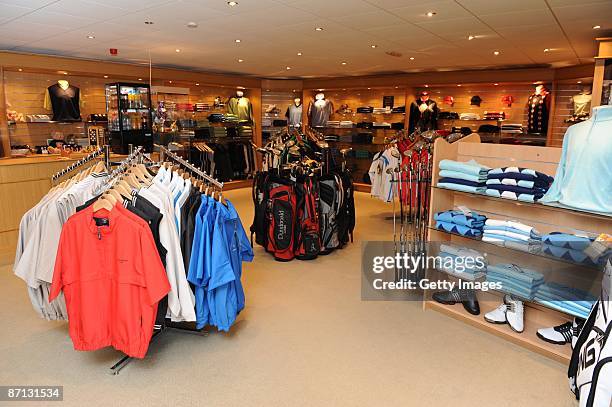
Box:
568;258;612;407
250;171;269;247
294;177;321;260
263;177;298;262
318;173;344;254
336;170;355;246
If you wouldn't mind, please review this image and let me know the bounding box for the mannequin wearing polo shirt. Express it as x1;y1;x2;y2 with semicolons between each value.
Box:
44;80;82;122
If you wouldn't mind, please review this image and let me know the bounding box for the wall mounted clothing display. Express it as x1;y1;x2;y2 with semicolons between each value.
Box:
470;95;482;106
540;105;612;214
45;81;82;121
227;96;254;123
408;98;439;134
527;91;550;134
308;97;333;127
286;103;302;127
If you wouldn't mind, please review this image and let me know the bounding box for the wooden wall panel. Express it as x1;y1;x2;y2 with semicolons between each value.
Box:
548;82;593;147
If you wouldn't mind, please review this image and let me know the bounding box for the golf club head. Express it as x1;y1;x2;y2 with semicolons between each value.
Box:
339;147;352;156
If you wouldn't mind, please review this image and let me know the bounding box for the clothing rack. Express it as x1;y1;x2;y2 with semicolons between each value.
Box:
159;146;223;189
51;146;108;184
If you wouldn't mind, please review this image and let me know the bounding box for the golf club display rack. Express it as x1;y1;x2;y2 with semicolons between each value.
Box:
423;135;609;363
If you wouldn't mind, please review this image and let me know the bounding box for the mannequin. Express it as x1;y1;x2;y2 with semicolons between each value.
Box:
526;85;550;135
44;79;82;121
285;97;302;127
408;91;439;133
540;105;612;213
227;90;253;123
308;93;333;127
572;86;592;117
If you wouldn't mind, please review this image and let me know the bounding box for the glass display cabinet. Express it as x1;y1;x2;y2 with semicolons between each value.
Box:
105;82;153;153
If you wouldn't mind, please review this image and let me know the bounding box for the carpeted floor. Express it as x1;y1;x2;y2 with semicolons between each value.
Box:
0;189;576;406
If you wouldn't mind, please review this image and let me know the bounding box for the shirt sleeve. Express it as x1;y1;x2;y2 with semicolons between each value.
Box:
49;223;70;302
139;227;171;305
209;216;236;291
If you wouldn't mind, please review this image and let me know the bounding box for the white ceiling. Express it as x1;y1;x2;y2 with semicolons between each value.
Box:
0;0;610;78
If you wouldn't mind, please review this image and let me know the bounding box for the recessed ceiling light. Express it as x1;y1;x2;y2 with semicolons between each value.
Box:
63;71;68;75
175;48;181;53
577;80;582;84
315;27;324;31
266;89;270;91
87;35;95;39
196;83;200;86
341;61;347;65
227;1;238;6
494;83;499;86
18;68;22;72
593;25;601;29
169;80;173;84
367;87;371;90
410;57;415;60
342;88;346;91
237;58;244;62
297;52;302;56
457;84;462;87
426;11;436;17
370;44;377;48
394;86;399;89
493;50;500;55
187;22;198;28
235;39;241;43
292;89;296;92
468;35;475;40
103;75;108;78
544;48;550;52
286;66;291;70
144;21;154;25
138;78;142;81
424;84;429;88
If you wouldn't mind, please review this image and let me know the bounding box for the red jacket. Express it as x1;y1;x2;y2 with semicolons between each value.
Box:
50;204;170;358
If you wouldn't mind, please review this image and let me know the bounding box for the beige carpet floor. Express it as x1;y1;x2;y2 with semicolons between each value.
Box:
0;189;576;406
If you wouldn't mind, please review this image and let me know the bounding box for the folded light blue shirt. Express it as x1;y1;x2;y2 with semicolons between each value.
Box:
438;183;487;194
439;169;487;183
439;159;489;177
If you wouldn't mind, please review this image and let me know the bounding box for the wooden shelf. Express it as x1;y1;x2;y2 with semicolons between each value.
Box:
424;300;572;363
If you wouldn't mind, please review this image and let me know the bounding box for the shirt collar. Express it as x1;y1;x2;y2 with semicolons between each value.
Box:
86;202;120;234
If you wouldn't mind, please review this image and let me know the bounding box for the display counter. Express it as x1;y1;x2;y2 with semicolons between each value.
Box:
0;153;120;262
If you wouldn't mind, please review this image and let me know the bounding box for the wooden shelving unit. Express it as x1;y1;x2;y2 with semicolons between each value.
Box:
424;136;611;363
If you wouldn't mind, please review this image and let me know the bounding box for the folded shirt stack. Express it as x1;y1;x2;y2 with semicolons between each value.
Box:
392;106;406;113
459;112;480;120
486;263;545;300
373;107;392;114
534;282;597;319
435;244;487;280
437;159;489;194
482;219;541;252
339;120;353;128
434;209;487;237
327;120;340;128
485;167;554;202
541;232;605;266
357;106;374;113
372;122;392;128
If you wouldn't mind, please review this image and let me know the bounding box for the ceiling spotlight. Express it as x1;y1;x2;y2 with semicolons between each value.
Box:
593;25;601;29
187;22;198;28
237;58;244;62
175;48;181;53
394;86;399;89
103;75;108;78
315;27;324;31
227;1;238;6
494;83;499;86
196;83;200;86
297;52;302;56
235;39;241;43
468;35;475;40
144;21;154;25
63;71;68;75
493;50;500;55
342;88;346;91
18;68;22;72
577;80;582;84
266;89;270;92
426;11;436;17
410;57;415;60
544;48;550;52
457;84;462;87
424;84;429;88
87;35;95;39
341;61;347;65
169;80;173;83
370;44;377;48
367;87;371;90
286;66;291;70
138;78;142;81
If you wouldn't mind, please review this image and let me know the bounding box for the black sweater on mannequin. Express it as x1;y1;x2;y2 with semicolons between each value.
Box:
408;99;439;134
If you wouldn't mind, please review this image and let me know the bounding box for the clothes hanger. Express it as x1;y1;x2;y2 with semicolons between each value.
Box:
92;194;115;212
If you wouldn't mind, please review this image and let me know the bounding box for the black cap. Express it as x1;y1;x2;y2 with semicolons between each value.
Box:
470;95;482;106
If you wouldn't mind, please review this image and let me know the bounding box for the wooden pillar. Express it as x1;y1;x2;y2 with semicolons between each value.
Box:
546;80;557;146
250;86;262;148
0;66;11;158
404;87;415;131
